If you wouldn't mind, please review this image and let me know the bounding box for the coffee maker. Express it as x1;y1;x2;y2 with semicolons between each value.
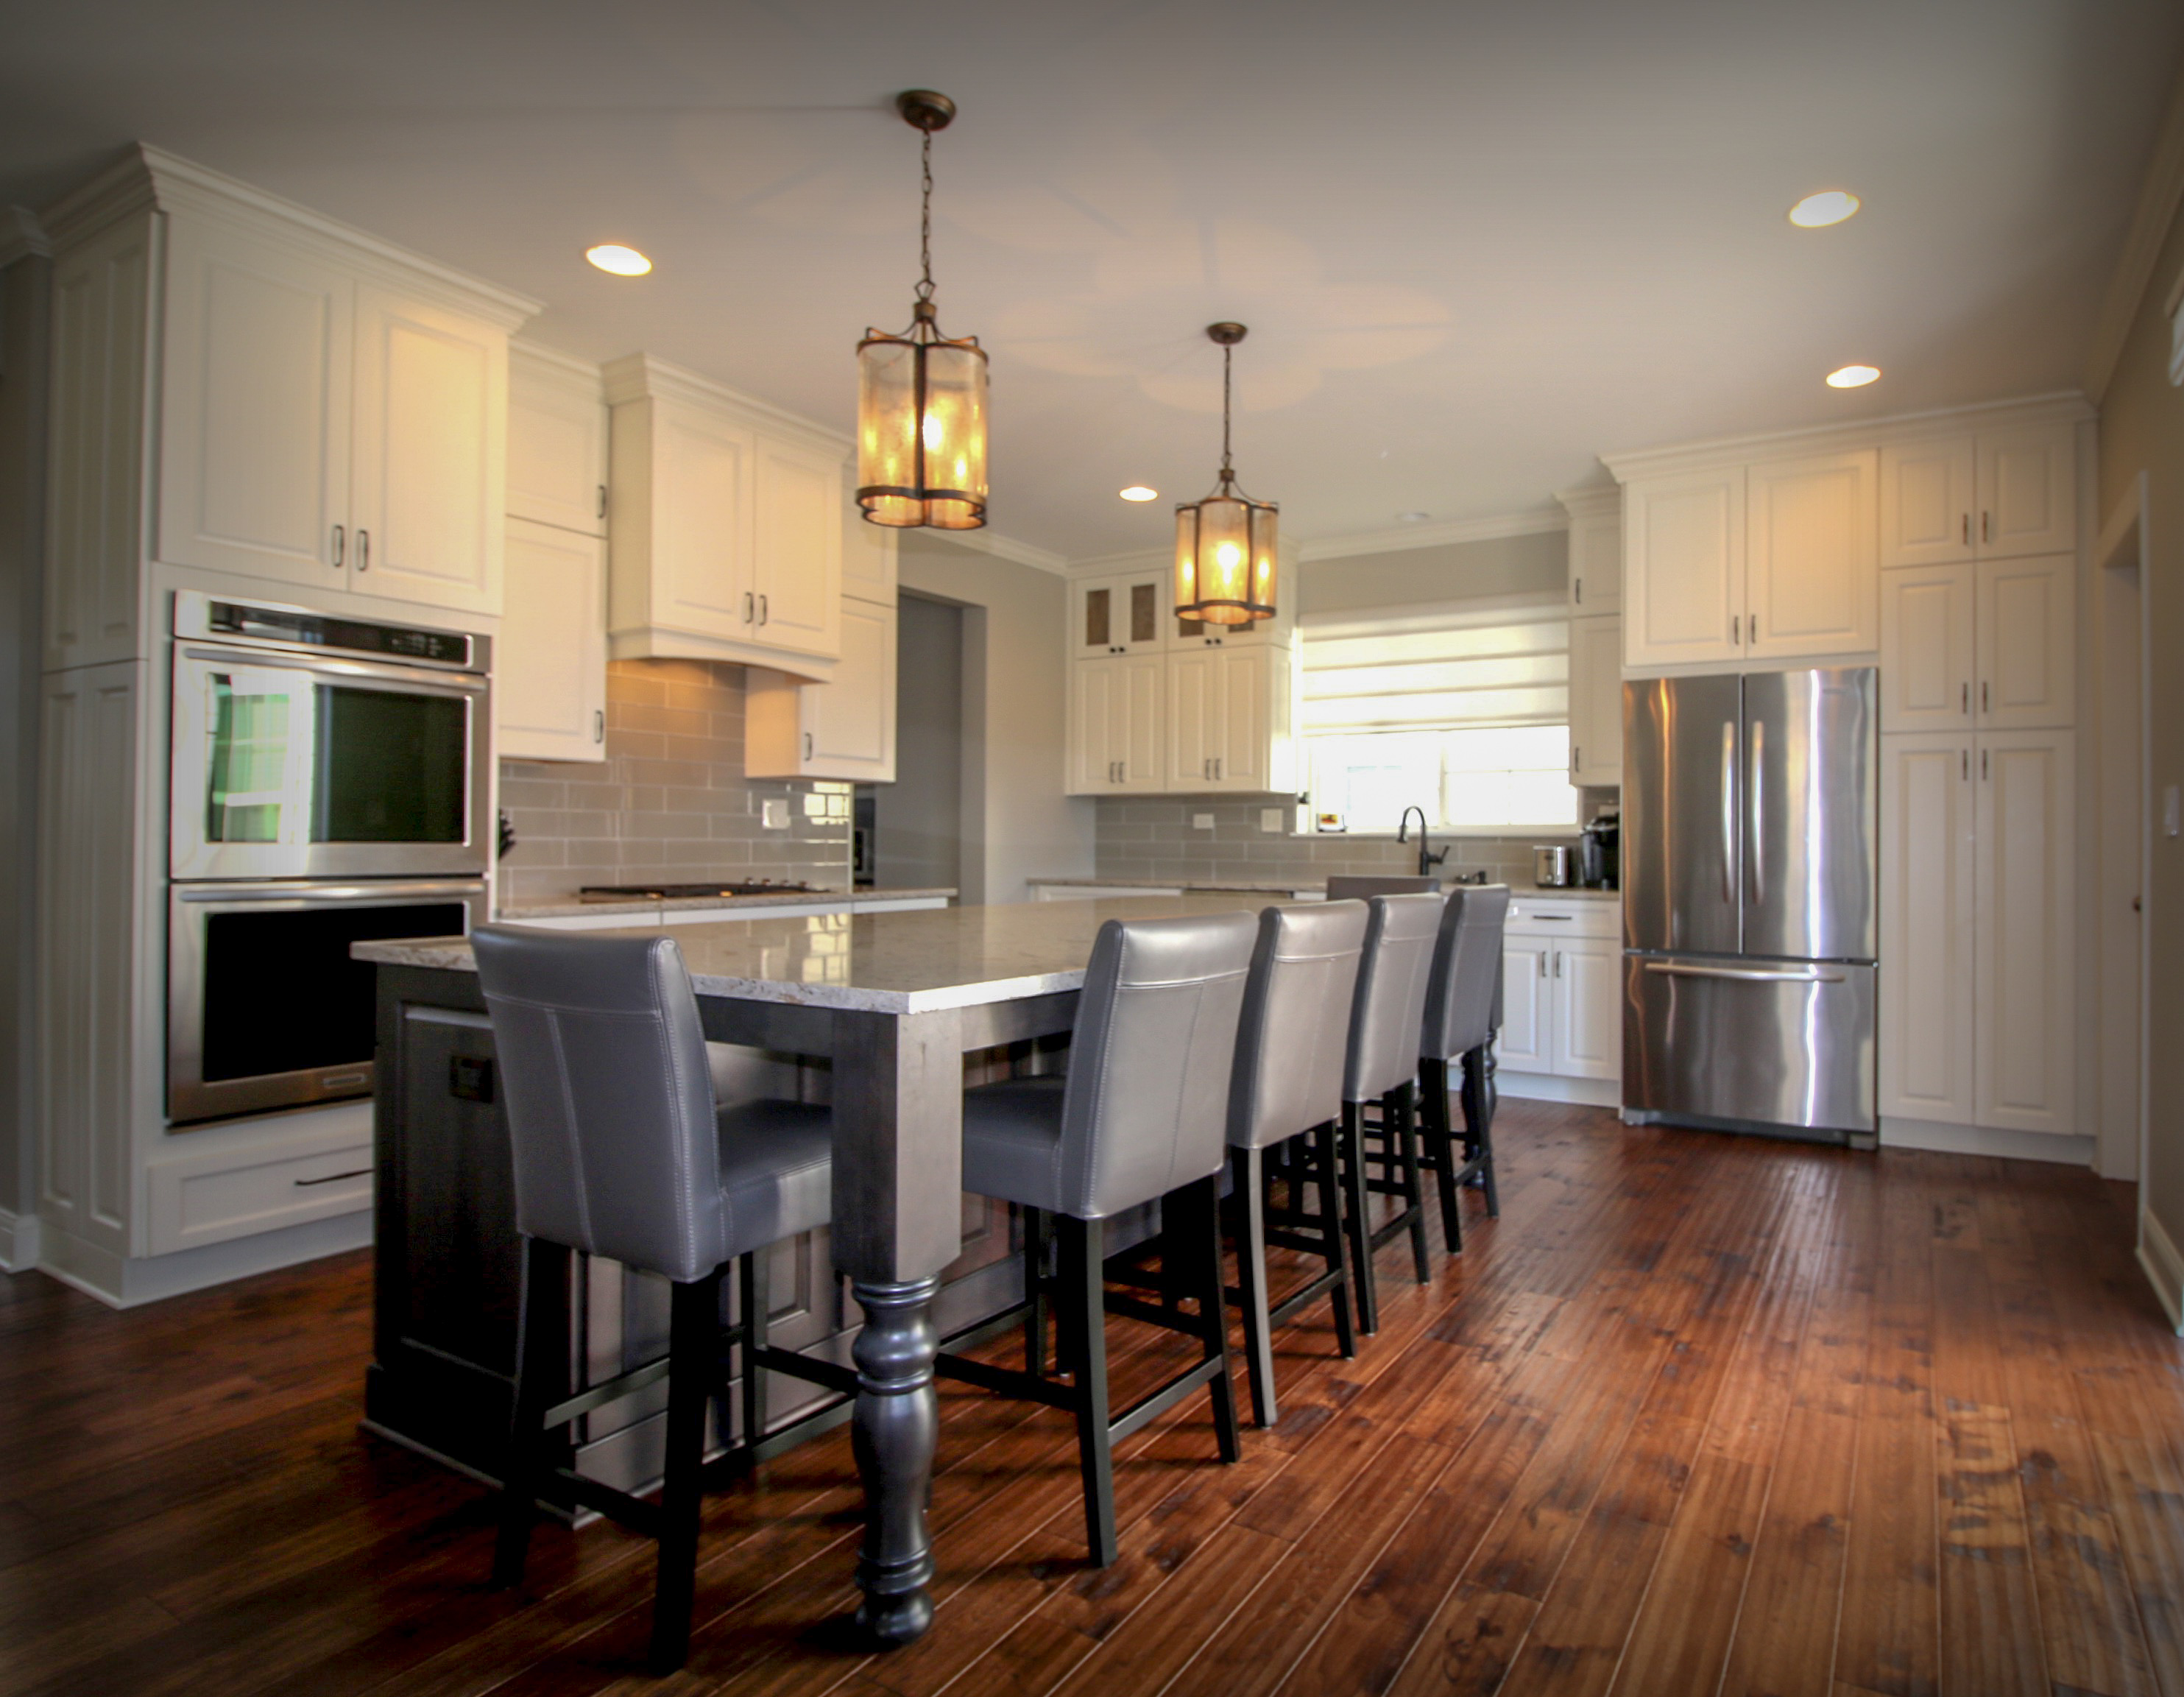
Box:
1578;808;1619;889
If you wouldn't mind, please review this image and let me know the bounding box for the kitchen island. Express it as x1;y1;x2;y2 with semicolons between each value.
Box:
357;894;1273;1647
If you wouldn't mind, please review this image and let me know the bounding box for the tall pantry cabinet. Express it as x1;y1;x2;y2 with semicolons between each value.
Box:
34;146;538;1300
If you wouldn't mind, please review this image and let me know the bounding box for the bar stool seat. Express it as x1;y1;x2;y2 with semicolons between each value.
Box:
715;1100;833;1245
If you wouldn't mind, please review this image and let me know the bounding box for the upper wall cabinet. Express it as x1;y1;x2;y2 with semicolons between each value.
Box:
1558;486;1622;615
506;342;607;537
1879;420;2077;568
1877;554;2075;734
841;497;899;605
746;596;897;783
498;515;607;763
1567;613;1623;786
603;355;844;681
1073;571;1169;658
43;146;538;670
1622;466;1745;667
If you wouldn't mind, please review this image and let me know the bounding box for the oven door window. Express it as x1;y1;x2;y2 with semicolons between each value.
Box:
198;901;470;1086
206;671;316;845
314;686;468;843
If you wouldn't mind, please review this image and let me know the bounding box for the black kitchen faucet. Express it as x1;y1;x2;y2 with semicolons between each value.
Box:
1396;806;1450;881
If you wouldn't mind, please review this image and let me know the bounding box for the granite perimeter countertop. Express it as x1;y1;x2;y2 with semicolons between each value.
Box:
358;893;1277;1016
496;887;957;920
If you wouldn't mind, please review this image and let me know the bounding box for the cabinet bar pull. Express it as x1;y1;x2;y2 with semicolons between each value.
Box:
597;484;608;520
758;594;768;625
1962;682;1969;714
296;1167;372;1188
744;592;754;624
1962;747;1969;780
1575;576;1583;604
1982;747;1989;780
356;529;369;572
1214;757;1222;780
331;524;344;568
1572;747;1580;775
1731;614;1739;645
1962;512;1971;546
1538;952;1547;978
1982;680;1989;713
1982;511;1991;542
805;732;813;761
594;709;604;744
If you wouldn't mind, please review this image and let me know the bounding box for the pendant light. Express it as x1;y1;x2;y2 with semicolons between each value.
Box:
857;90;988;530
1173;322;1277;625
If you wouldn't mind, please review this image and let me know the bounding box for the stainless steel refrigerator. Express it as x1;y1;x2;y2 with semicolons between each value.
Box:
1621;666;1879;1143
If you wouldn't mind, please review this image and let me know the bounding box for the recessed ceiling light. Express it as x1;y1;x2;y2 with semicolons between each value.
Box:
1826;364;1881;388
1398;511;1431;523
1119;485;1159;502
1788;191;1861;228
585;244;652;276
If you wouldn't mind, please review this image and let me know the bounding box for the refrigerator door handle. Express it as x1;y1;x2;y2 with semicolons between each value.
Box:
1720;721;1737;906
1747;718;1764;909
1643;960;1846;984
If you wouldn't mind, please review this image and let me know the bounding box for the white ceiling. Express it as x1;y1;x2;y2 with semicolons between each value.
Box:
3;0;2179;560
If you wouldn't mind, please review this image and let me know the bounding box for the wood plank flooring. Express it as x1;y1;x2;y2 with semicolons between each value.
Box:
4;1101;2182;1697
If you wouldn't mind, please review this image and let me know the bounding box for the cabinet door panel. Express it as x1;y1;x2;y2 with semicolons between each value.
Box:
1624;470;1744;667
506;347;607;537
1120;654;1164;791
1216;647;1268;789
1976;556;2075;730
1166;649;1215;788
1879;437;1975;569
1569;615;1622;785
841;500;897;604
159;216;352;588
1974;730;2075;1134
1498;939;1551;1071
1072;574;1167;658
498;518;606;762
751;441;842;658
1879;564;1973;732
1070;660;1116;793
1551;939;1622;1079
352;287;502;613
654;405;754;638
1566;500;1622;615
1977;423;2077;560
1879;735;1975;1123
805;598;894;778
1745;449;1878;659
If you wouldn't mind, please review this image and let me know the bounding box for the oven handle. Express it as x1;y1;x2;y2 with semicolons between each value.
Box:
173;879;488;905
179;646;488;694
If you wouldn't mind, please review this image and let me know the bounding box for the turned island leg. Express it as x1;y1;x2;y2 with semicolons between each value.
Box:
849;1275;940;1643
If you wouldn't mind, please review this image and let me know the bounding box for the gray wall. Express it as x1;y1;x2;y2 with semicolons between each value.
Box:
497;658;850;907
2097;183;2184;1265
871;591;962;892
1297;528;1566;615
0;249;48;1232
897;536;1095;903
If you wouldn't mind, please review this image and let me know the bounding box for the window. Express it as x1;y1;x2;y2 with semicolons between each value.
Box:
1300;595;1577;833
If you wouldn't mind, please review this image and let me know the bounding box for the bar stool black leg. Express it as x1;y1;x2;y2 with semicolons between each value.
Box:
1460;1044;1500;1218
1418;1056;1464;1252
1228;1146;1277;1427
1061;1215;1118;1566
651;1269;724;1674
739;1249;767;1448
1339;1101;1379;1335
494;1235;570;1590
1391;1082;1433;1285
1023;1206;1051;1377
1310;1121;1357;1359
1182;1174;1242;1462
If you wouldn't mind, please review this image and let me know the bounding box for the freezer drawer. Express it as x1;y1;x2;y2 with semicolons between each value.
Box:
1622;954;1876;1135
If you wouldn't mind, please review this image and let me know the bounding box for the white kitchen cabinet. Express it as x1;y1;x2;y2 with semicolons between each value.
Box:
1744;449;1878;660
506;342;607;537
1560;485;1622;615
1165;643;1291;791
1497;936;1552;1071
1977;422;2077;560
1879;733;1977;1123
841;497;899;604
1976;556;2076;730
746;596;897;783
1974;730;2076;1135
1879;563;1974;732
1549;936;1622;1079
1880;438;1978;570
1623;466;1745;668
1072;571;1170;659
497;516;607;762
1567;614;1623;786
603;355;845;680
1070;654;1164;793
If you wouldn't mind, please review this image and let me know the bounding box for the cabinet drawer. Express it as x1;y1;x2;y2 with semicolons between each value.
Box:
145;1118;374;1256
1506;895;1620;939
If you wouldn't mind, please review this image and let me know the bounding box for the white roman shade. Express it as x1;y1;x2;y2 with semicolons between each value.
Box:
1299;593;1570;735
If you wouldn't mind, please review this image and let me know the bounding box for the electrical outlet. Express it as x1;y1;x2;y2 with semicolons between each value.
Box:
1192;813;1215;830
1259;808;1284;834
761;798;789;830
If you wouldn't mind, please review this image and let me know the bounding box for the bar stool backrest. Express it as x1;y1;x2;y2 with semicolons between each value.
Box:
1058;910;1259;1218
1344;893;1444;1104
1422;884;1512;1062
1227;901;1370;1151
472;926;725;1283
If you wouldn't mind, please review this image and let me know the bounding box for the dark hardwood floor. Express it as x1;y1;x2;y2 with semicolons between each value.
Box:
4;1101;2182;1697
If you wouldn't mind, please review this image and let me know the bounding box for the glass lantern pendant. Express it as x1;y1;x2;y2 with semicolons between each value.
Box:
857;90;988;531
1173;322;1277;624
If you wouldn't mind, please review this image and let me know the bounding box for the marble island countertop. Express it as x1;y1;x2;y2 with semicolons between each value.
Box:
1030;875;1622;901
497;886;957;920
357;894;1270;1015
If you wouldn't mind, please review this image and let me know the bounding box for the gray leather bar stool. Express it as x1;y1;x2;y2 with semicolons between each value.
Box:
1224;899;1368;1426
1418;885;1511;1252
935;910;1255;1566
472;926;858;1675
1340;892;1444;1333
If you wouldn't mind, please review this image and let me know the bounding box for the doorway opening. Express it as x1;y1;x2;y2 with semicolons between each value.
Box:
862;593;964;895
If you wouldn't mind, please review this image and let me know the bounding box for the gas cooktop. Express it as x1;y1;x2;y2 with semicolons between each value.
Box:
576;881;819;903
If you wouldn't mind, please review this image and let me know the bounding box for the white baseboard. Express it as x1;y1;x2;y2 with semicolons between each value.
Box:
2139;1204;2184;1334
1496;1071;1621;1108
0;1208;39;1273
1878;1116;2096;1166
38;1209;372;1309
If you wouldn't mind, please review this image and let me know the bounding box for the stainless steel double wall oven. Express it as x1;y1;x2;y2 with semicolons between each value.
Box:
167;593;492;1123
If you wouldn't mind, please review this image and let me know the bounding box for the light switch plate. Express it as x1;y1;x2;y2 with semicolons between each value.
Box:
1260;808;1284;833
1192;813;1215;830
762;798;789;830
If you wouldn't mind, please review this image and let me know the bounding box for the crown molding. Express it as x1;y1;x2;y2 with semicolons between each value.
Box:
922;526;1070;576
0;207;50;268
601;351;852;454
509;336;604;389
1600;390;2094;484
38;143;542;328
2087;60;2184;402
1555;484;1621;522
1296;507;1566;563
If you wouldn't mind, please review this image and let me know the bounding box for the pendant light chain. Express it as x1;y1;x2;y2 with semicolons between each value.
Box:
916;128;936;306
1220;342;1234;485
